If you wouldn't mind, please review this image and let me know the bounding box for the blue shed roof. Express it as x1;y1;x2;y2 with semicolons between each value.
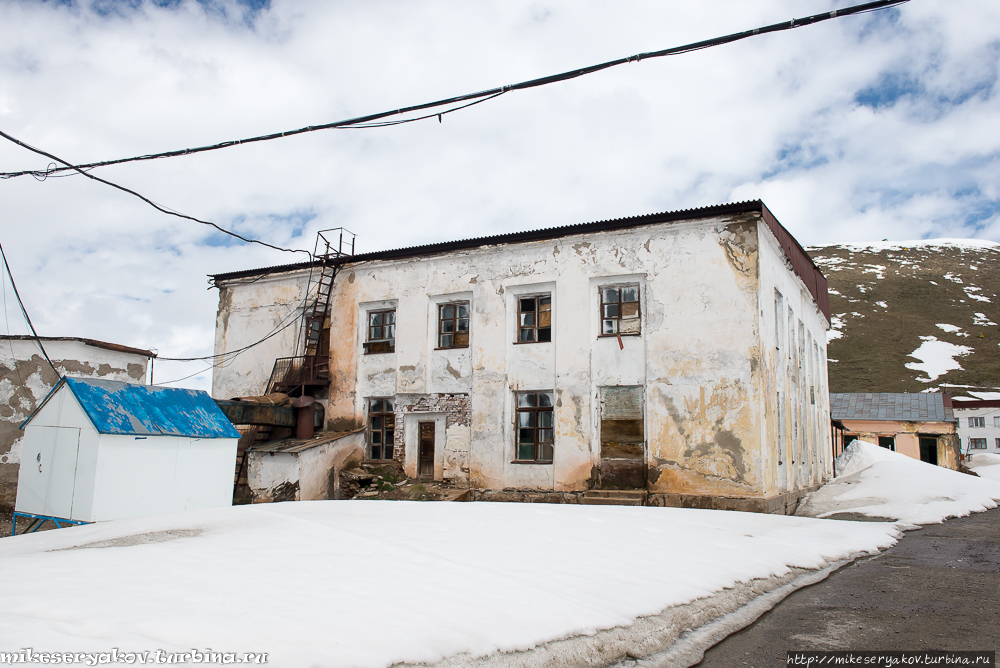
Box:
61;378;242;439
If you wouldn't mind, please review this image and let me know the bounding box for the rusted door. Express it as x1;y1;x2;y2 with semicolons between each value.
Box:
418;422;435;479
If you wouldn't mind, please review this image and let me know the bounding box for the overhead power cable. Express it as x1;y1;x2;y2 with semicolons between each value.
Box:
0;0;909;181
0;129;313;259
0;239;60;379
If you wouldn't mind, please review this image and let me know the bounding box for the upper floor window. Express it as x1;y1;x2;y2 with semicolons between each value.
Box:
515;391;554;462
518;295;552;343
969;417;985;428
994;416;1000;428
368;398;395;460
600;285;640;336
438;302;470;349
365;309;395;354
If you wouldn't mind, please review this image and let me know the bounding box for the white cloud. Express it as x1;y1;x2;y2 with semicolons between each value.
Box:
0;0;998;391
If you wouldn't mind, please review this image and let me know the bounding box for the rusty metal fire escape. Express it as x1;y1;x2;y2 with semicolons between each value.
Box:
232;229;355;498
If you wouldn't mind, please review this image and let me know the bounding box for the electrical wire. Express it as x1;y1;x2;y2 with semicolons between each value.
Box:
0;239;60;379
0;0;909;180
2;261;28;389
0;129;313;260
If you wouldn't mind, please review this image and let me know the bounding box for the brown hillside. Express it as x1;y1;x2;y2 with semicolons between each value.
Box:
806;241;1000;395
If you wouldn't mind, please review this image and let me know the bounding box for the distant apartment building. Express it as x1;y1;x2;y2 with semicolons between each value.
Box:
951;398;1000;456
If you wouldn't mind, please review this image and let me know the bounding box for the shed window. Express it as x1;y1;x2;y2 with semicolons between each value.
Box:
515;391;554;462
368;398;395;460
878;436;895;451
517;295;552;343
438;302;470;349
600;285;640;336
365;310;395;354
969;417;985;428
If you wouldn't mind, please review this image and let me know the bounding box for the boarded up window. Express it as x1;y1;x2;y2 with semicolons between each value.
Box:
600;386;644;459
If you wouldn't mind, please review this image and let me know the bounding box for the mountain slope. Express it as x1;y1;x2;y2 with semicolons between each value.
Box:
806;240;1000;395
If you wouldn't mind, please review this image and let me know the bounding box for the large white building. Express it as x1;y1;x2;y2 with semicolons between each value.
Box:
952;398;1000;456
211;201;833;513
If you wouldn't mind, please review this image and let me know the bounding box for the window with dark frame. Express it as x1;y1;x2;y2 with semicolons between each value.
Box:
365;309;395;354
517;295;552;343
995;438;1000;449
515;391;554;462
600;285;640;336
969;417;985;428
969;438;987;450
438;302;470;348
367;398;395;460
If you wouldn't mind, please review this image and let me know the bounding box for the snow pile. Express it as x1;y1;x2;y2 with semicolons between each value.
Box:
968;453;1000;481
0;501;900;667
797;441;1000;526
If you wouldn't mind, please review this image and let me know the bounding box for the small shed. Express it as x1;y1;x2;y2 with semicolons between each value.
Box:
248;430;364;503
15;377;240;523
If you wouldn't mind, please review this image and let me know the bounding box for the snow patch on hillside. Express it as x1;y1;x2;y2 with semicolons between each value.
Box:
936;323;969;337
905;336;973;382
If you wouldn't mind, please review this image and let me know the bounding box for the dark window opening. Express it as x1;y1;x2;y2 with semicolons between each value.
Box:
438;302;470;349
365;309;395;354
844;434;859;448
600;285;640;336
919;436;938;465
517;295;552;343
515;391;554;462
368;398;395;460
878;436;895;451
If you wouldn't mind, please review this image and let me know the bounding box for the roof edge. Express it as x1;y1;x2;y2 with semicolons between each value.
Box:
0;335;155;359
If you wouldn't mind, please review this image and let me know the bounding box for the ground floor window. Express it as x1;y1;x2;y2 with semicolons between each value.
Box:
368;398;395;460
969;438;987;450
878;436;895;451
515;391;554;462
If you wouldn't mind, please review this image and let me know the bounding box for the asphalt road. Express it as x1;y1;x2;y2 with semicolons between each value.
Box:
697;508;1000;667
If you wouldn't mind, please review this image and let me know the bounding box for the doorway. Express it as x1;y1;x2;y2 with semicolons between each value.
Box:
418;422;435;479
919;436;938;466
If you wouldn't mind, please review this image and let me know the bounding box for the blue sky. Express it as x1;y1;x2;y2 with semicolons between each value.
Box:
1;0;998;390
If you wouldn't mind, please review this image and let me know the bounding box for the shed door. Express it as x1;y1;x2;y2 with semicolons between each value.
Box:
16;426;81;519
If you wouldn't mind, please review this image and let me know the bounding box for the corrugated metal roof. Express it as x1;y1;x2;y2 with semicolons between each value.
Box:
830;393;956;423
63;378;241;439
209;200;831;322
249;429;363;454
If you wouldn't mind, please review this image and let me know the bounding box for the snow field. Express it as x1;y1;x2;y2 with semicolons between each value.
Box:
0;500;901;667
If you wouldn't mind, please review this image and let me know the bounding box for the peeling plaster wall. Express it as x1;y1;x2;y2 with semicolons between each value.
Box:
214;214;832;500
756;224;833;496
0;339;149;507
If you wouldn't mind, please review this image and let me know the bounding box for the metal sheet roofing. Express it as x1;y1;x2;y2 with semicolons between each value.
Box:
63;378;241;439
209;200;831;322
249;429;363;454
830;393;956;423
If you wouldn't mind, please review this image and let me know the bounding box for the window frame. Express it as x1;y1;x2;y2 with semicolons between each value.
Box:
515;294;552;344
367;398;396;461
437;301;471;349
969;417;986;428
513;391;555;463
598;284;641;337
969;437;987;450
364;309;396;354
994;416;1000;428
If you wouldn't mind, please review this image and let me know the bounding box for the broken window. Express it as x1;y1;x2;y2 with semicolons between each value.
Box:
368;398;395;460
364;309;396;354
515;391;554;462
600;386;644;459
517;295;552;343
438;302;470;349
600;285;640;336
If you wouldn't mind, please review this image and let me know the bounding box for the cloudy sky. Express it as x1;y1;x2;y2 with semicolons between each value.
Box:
1;0;997;391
